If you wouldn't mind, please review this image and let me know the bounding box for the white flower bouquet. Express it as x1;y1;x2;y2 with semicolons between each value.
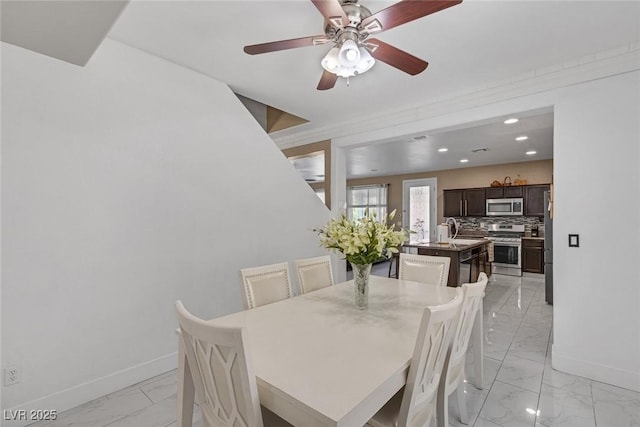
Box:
314;210;408;265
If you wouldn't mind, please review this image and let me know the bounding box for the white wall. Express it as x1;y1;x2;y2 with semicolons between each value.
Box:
1;38;329;415
552;71;640;391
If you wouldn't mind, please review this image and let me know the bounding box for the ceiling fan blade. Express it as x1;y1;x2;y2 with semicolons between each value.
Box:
366;38;428;75
317;70;338;90
360;0;462;34
310;0;349;28
244;35;329;55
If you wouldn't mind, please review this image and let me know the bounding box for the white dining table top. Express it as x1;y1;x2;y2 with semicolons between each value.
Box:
208;275;459;426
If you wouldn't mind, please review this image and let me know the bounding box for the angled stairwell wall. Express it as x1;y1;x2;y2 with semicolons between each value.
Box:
1;38;330;417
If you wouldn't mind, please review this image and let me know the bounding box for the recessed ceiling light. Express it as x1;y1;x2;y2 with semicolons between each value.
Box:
515;135;528;141
460;159;469;163
438;148;448;152
526;150;537;155
504;118;519;124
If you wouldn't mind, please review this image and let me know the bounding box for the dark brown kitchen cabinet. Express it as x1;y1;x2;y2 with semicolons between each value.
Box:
485;186;524;199
479;245;492;277
525;185;550;216
416;241;490;286
522;238;544;273
443;190;464;217
505;186;524;197
443;188;485;217
485;187;504;199
464;188;486;216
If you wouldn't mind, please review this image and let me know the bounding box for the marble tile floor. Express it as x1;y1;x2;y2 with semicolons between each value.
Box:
29;270;640;427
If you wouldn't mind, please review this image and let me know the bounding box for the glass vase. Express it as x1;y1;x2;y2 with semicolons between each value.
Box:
351;262;372;309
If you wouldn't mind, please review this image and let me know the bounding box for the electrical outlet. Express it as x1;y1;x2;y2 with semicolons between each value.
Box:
4;366;20;386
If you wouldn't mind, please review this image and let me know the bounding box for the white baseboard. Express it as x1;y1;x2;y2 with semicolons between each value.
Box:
2;352;177;427
552;344;640;392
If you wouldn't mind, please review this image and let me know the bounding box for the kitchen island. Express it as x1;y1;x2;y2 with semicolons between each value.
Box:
401;239;491;287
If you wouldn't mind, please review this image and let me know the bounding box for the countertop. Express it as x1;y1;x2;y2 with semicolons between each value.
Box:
404;238;490;252
522;236;545;241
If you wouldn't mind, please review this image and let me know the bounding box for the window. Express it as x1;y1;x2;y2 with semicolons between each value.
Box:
347;184;388;221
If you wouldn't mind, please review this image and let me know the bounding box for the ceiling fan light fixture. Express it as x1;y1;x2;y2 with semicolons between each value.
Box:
336;66;357;78
338;39;361;66
321;47;340;72
321;43;374;78
245;0;464;90
356;47;375;73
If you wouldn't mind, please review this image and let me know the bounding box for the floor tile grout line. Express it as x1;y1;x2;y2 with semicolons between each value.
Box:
591;379;599;427
139;386;155;405
533;328;553;426
101;389;157;427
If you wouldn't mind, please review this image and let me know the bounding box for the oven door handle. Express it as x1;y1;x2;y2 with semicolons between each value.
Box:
490;242;521;247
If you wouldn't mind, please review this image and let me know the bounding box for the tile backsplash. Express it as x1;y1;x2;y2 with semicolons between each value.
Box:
453;216;544;237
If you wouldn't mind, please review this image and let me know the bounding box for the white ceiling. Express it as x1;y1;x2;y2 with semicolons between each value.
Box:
8;0;634;179
108;0;639;131
346;108;554;178
106;0;637;176
1;0;128;66
287;108;554;179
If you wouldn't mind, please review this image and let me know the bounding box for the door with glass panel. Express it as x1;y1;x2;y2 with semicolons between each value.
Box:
402;178;437;243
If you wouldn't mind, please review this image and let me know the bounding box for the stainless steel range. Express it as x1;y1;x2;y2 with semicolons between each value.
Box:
487;224;525;276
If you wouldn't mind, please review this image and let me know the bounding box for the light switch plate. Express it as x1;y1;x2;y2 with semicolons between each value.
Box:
569;234;579;247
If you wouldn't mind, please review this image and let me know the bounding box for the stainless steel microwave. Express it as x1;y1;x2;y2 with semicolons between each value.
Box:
486;198;524;216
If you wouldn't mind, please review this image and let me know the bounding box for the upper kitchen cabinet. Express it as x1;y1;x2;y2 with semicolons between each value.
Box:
443;190;464;217
524;184;550;216
465;188;486;216
505;186;524;198
443;188;486;217
485;186;524;199
485;187;504;199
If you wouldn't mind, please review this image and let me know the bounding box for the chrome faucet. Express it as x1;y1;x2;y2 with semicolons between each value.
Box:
445;217;459;240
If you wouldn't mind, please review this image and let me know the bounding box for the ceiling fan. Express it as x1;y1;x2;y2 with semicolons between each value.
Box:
243;0;462;90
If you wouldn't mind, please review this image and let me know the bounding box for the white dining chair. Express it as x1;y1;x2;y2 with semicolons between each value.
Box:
398;253;451;287
366;288;464;427
293;255;334;294
240;262;293;309
176;300;263;427
437;272;488;427
175;301;292;427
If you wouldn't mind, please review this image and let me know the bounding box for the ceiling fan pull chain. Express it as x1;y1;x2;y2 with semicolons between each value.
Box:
347;77;350;87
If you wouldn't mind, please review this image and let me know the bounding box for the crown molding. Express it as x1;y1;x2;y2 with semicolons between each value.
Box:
271;43;640;149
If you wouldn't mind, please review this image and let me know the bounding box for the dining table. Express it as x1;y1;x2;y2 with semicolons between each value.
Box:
177;275;484;427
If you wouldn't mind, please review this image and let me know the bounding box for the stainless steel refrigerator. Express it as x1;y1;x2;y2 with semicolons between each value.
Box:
544;191;553;305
